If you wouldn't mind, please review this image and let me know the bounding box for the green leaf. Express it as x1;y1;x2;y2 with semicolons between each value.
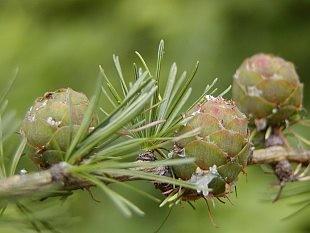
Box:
74;157;196;173
161;87;192;133
65;77;102;162
159;189;184;207
113;54;128;96
90;138;149;161
99;65;122;103
97;168;197;190
9;137;27;176
282;202;310;220
156;62;177;133
94;78;154;134
76;172;144;217
0;100;8;116
291;131;310;146
168;61;199;114
126;120;165;134
101;86;118;108
135;51;151;76
0;115;5;178
70;84;157;162
99;176;161;203
186;78;218;113
0;68;19;106
218;85;232;97
155;39;164;81
126;70;149;97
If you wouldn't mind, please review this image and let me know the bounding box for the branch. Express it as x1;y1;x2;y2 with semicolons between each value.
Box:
249;146;310;164
0;147;309;200
0;162;160;200
0;163;84;200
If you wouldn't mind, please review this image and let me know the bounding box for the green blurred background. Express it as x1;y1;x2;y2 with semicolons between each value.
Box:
0;0;309;232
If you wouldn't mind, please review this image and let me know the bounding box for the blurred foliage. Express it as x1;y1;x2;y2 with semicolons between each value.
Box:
0;0;309;232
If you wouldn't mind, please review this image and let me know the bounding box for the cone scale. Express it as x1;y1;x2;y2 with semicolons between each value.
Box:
21;88;97;168
232;53;303;128
173;96;251;197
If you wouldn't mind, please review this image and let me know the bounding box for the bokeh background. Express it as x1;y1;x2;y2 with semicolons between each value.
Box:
0;0;310;233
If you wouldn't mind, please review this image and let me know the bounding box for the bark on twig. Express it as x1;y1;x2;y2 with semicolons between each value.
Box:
249;146;310;164
0;163;83;199
0;147;309;200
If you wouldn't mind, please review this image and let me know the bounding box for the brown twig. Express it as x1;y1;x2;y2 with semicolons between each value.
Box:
249;146;310;164
0;147;309;200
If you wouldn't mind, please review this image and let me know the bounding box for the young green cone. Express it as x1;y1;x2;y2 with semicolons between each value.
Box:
173;96;250;197
232;53;303;127
21;88;97;167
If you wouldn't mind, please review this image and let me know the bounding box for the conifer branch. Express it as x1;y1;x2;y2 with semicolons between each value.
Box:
249;146;310;164
0;146;309;200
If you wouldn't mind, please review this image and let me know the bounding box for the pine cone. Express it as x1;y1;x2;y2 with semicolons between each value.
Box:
232;53;303;127
21;88;97;167
173;96;250;197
